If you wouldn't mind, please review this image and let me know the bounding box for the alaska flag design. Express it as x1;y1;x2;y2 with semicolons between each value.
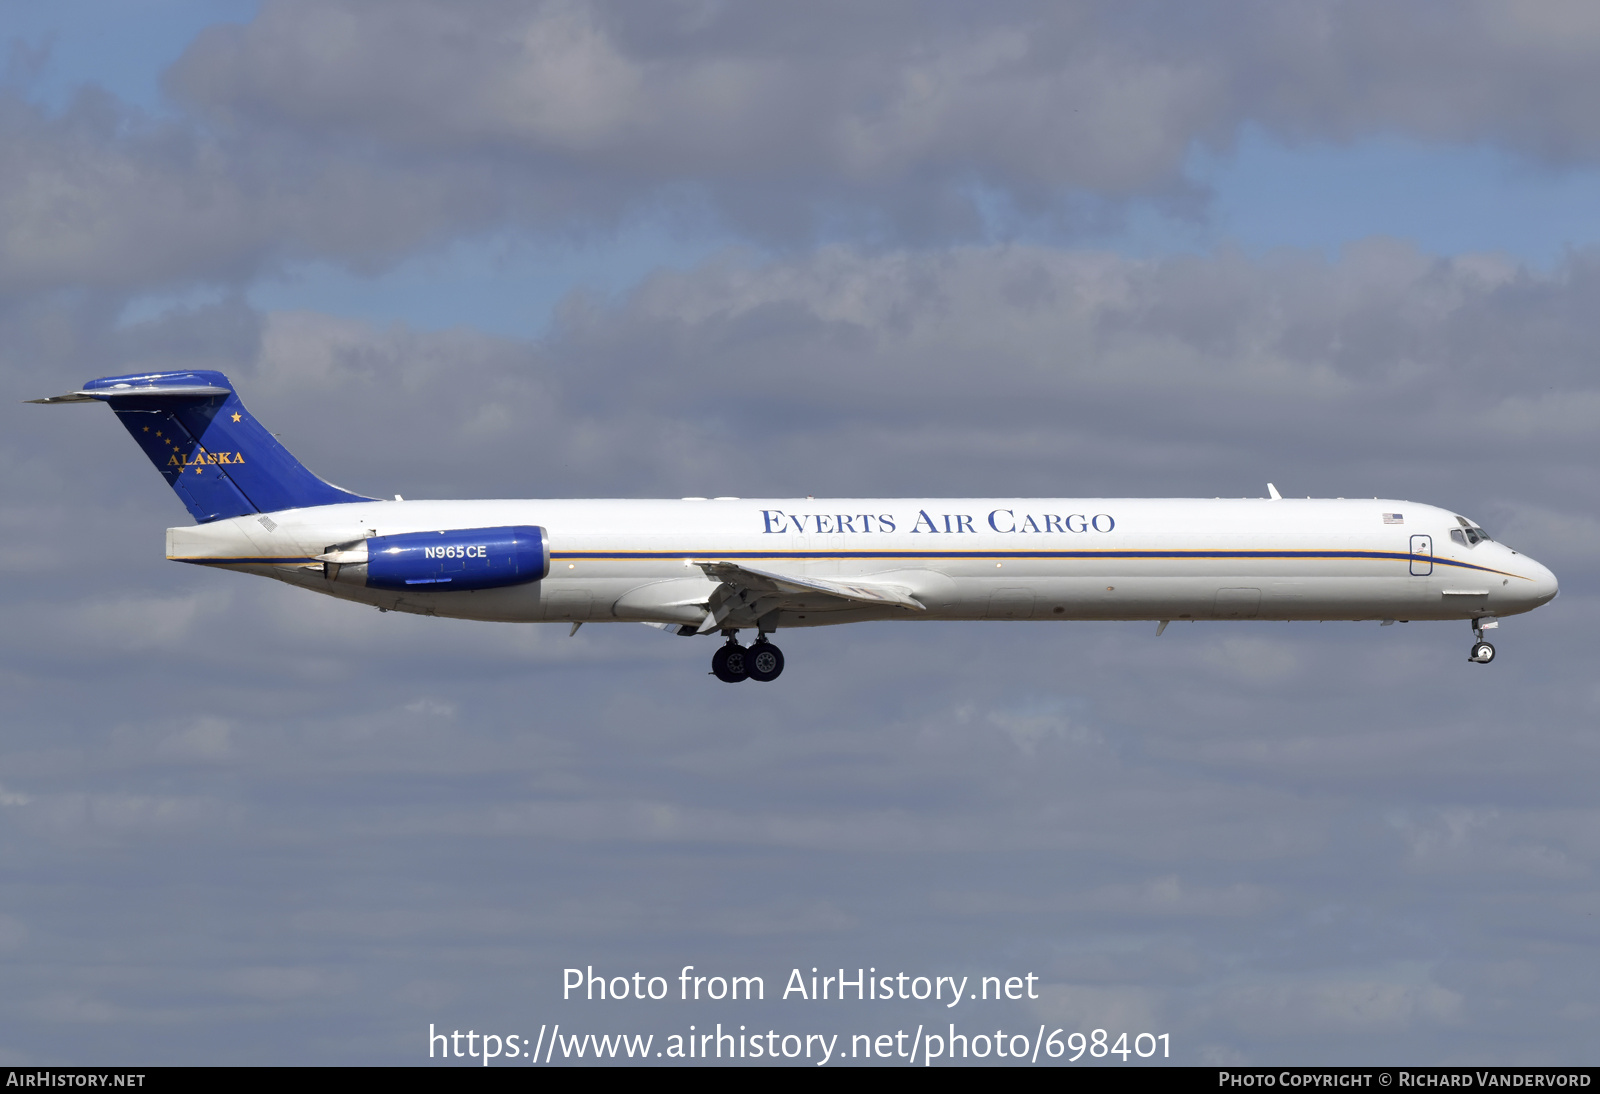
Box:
84;371;372;522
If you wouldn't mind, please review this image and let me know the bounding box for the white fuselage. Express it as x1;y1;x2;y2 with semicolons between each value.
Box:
164;497;1558;630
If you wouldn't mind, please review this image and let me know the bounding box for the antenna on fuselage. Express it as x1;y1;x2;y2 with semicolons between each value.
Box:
1266;483;1283;500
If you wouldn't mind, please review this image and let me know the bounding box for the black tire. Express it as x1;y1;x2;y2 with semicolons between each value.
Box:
711;643;749;683
747;642;785;682
1470;641;1496;664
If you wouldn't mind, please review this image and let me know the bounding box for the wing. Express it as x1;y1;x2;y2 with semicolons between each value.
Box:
690;559;926;633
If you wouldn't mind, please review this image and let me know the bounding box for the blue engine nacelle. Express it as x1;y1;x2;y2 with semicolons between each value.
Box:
362;526;549;591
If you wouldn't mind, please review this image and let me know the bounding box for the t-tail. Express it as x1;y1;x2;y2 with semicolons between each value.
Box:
29;370;372;522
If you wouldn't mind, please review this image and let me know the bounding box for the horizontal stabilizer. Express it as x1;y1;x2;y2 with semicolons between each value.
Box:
28;383;233;404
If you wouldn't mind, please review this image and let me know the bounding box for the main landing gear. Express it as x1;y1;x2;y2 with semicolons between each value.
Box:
1469;617;1497;665
710;633;785;683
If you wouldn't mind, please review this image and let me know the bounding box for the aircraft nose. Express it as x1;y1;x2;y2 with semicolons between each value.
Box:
1519;556;1559;608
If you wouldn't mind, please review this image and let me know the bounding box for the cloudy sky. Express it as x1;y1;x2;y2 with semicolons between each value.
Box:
3;0;1599;1066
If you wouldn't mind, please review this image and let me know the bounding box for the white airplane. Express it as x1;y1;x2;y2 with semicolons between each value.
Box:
33;371;1559;681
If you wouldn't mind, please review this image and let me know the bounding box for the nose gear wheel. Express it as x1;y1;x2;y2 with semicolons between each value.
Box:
1469;617;1497;665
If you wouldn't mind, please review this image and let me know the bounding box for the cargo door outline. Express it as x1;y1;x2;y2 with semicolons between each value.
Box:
1409;534;1433;576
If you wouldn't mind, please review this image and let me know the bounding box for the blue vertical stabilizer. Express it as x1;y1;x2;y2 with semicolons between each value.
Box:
42;371;373;522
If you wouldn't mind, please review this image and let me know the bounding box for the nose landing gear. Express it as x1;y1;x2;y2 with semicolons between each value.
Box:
1469;617;1497;664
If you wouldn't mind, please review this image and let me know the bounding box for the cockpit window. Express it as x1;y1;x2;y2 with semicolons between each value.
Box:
1453;516;1492;545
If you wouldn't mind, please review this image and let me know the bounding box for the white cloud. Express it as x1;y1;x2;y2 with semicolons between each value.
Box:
1210;971;1465;1035
15;1;1600;296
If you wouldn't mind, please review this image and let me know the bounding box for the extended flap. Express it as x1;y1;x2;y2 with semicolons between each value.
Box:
691;560;926;612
